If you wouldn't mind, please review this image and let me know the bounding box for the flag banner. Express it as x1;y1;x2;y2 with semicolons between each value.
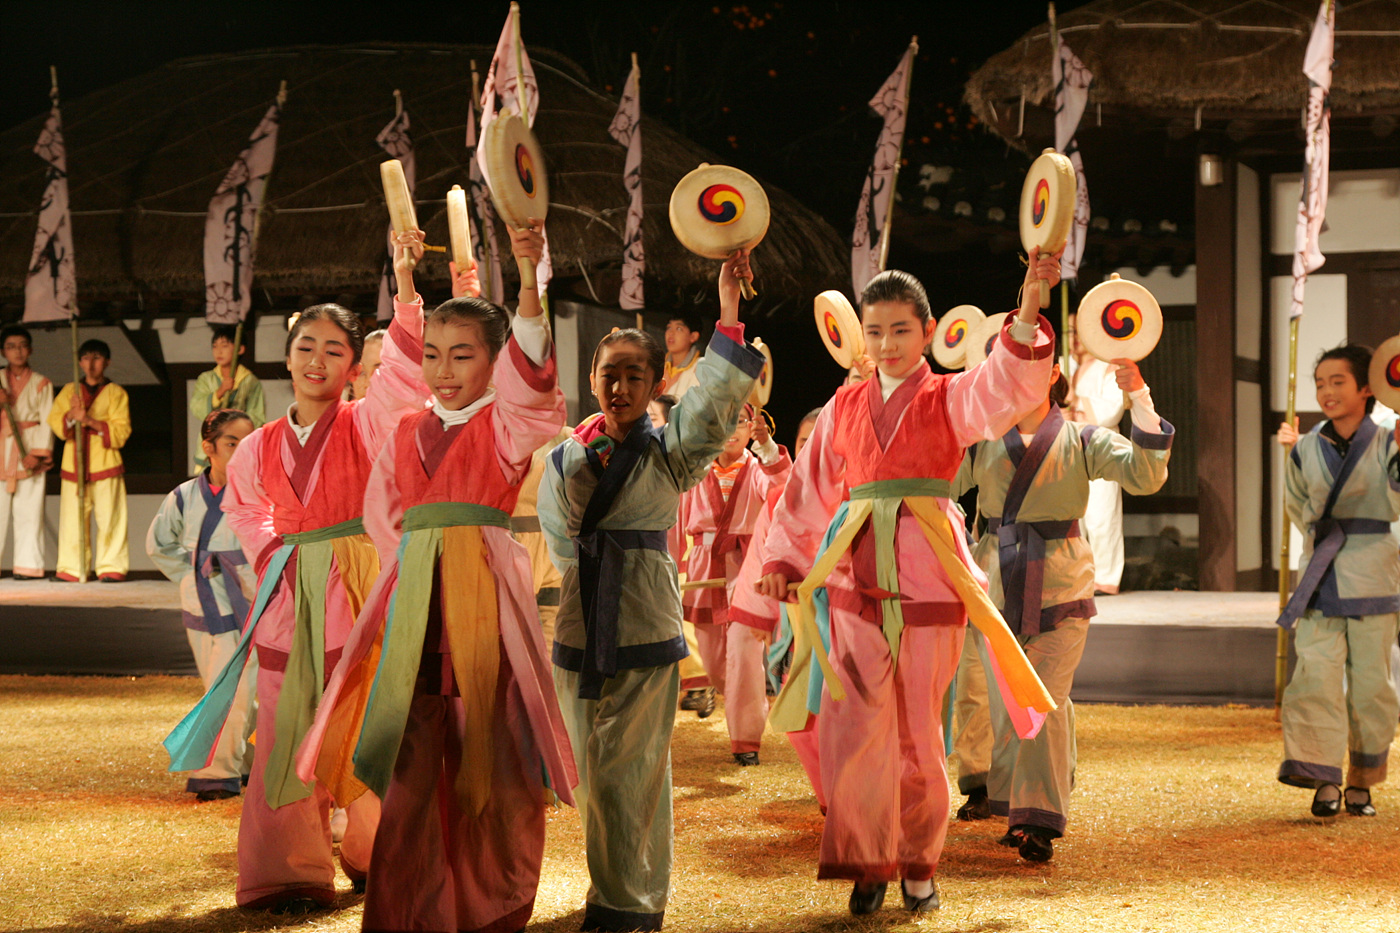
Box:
466;101;506;305
609;60;645;312
479;2;551;292
851;40;916;297
24;103;77;322
1053;39;1093;282
376;106;415;322
204;100;281;323
1291;0;1334;320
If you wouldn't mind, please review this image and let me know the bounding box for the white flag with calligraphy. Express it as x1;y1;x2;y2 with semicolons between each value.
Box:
851;39;916;297
24;103;77;322
376;106;414;321
204;100;281;323
1291;1;1334;320
466;102;506;305
479;2;552;292
609;60;645;311
1053;39;1093;282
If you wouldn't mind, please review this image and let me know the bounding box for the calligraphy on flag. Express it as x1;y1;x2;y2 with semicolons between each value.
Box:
376;106;414;321
24;103;77;322
852;40;916;297
609;60;645;312
1291;1;1334;320
479;2;552;292
204;100;281;324
1053;39;1093;282
466;101;506;305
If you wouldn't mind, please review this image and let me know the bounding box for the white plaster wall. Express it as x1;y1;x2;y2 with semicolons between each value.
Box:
1270;274;1347;411
1236;380;1264;571
553;304;581;426
25;325;160;387
1271;168;1400;255
1107;265;1196;307
1236;164;1263;361
1124;513;1198;541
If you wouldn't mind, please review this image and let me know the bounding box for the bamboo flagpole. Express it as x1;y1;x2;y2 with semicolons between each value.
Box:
1276;0;1335;716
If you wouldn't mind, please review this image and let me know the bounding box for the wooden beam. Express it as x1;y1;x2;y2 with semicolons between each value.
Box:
1196;157;1238;591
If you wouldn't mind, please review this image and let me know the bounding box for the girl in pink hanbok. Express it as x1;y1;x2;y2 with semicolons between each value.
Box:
756;252;1061;916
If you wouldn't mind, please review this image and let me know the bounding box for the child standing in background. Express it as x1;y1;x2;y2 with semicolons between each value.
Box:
191;325;265;470
148;409;259;801
0;325;55;579
48;339;130;582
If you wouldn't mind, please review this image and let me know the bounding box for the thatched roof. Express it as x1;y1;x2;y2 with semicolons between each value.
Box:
0;43;848;315
966;0;1400;147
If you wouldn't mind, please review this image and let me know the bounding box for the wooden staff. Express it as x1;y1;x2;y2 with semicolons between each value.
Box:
1275;315;1300;717
71;315;88;584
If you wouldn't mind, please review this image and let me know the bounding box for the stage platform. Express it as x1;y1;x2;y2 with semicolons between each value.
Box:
0;581;1289;704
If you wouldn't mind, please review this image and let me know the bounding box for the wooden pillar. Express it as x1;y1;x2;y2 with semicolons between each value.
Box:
1195;157;1238;591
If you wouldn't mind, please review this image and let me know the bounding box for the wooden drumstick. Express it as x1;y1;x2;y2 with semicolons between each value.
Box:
379;159;418;236
446;185;474;268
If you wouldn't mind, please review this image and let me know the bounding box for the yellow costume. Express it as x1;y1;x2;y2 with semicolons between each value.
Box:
48;380;130;580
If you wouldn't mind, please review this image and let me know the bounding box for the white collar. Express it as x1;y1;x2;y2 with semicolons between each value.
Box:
431;386;496;429
285;403;313;446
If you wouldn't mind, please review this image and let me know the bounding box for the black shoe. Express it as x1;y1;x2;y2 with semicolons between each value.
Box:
733;751;759;766
957;788;991;821
194;788;238;802
1344;786;1376;817
1016;827;1054;862
679;688;704;711
996;828;1025;848
695;686;716;719
900;879;940;913
267;897;322;916
1311;784;1341;818
848;882;887;916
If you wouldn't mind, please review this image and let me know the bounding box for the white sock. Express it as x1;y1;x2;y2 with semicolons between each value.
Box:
904;878;934;899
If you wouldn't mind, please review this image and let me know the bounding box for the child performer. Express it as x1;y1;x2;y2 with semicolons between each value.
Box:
164;231;432;913
663;312;705;400
0;325;54;579
678;405;791;764
147;409;260;800
1276;345;1400;819
731;408;822;794
190;325;266;469
48;339;130;582
296;222;575;933
756;253;1061;916
541;252;764;933
952;357;1172;862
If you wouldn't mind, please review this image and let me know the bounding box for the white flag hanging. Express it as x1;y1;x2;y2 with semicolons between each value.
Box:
376;104;414;322
479;1;552;292
204;96;282;323
1291;1;1334;320
466;101;506;305
851;39;917;297
1053;39;1093;282
24;101;77;322
609;58;645;312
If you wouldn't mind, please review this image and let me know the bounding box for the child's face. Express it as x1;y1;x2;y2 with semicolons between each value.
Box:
794;418;817;458
422;320;494;412
351;337;384;401
79;352;108;384
647;400;669;429
1315;358;1372;421
722;413;754;457
286;318;360;403
592;340;660;432
211;337;238;369
201;418;254;475
664;320;699;357
2;335;31;369
862;300;933;379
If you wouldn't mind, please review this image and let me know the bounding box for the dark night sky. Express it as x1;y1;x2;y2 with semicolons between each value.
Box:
1;0;1092;233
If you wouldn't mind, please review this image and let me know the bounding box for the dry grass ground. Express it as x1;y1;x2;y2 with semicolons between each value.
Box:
2;675;1398;933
